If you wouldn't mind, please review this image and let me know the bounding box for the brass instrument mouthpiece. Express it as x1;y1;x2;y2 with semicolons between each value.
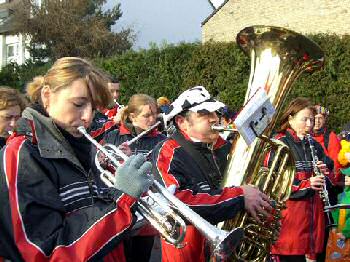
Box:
211;125;238;132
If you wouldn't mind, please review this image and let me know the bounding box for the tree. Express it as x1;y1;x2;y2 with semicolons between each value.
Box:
12;0;135;60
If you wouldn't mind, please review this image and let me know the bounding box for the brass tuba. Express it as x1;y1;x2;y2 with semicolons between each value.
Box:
221;26;324;261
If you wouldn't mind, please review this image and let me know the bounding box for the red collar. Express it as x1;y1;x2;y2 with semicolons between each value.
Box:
286;128;301;142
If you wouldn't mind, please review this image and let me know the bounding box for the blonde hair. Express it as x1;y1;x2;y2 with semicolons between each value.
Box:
0;86;27;111
121;94;157;123
26;57;112;108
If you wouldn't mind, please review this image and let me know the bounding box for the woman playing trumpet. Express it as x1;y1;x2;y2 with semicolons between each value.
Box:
103;94;166;262
0;57;154;261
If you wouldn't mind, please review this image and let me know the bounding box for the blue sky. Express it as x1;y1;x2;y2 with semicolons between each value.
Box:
106;0;214;49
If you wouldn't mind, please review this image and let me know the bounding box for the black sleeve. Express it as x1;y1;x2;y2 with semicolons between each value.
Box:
0;137;136;261
152;141;244;225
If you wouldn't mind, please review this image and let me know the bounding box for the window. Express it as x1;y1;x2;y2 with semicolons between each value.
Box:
6;44;17;58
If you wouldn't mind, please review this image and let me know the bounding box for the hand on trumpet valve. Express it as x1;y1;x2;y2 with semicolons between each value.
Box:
241;185;273;223
114;154;154;198
310;175;325;191
141;185;177;215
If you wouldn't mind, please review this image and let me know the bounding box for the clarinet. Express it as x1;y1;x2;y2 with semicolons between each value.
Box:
305;134;333;226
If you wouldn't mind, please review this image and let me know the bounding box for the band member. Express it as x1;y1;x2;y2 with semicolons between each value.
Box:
313;105;342;182
267;97;335;262
104;94;165;156
0;87;26;149
102;76;123;120
103;94;166;261
151;86;272;261
89;77;123;141
0;57;153;261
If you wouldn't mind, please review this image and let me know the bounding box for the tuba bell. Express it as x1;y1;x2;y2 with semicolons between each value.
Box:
220;25;324;261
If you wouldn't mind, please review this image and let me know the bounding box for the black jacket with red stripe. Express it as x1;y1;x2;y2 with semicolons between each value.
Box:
266;129;335;255
151;130;244;261
152;130;244;224
89;110;117;142
0;107;137;261
103;122;166;157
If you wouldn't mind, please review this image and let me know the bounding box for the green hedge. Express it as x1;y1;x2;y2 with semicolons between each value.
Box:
1;34;349;132
99;35;350;132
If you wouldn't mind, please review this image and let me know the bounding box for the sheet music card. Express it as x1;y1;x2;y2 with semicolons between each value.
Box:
234;89;275;145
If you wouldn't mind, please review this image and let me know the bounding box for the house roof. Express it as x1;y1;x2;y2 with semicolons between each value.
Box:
202;0;229;26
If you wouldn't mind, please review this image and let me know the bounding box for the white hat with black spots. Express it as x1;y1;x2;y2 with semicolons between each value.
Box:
163;86;225;124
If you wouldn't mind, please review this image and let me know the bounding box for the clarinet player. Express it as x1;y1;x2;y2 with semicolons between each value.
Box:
266;97;335;262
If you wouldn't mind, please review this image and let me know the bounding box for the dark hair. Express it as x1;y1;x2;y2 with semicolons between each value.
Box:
109;75;120;83
174;110;192;129
278;97;316;132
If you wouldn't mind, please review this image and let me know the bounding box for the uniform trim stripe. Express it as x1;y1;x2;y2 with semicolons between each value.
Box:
4;136;136;261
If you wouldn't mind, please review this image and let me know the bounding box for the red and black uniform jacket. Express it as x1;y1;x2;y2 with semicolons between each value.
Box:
313;128;342;182
103;121;166;157
151;130;244;261
0;137;6;149
265;129;335;256
0;107;137;262
89;110;117;142
101;103;122;121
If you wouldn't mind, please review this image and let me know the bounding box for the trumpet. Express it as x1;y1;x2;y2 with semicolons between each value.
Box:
78;126;245;258
125;121;161;147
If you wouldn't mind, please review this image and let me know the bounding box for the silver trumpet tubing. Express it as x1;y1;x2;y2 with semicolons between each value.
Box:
78;126;245;258
125;121;162;147
305;134;333;224
211;125;238;132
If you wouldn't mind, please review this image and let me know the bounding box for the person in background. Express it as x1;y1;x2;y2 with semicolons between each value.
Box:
157;96;171;114
312;104;343;261
89;76;123;141
219;106;237;142
338;122;350;142
325;139;350;261
0;87;27;149
313;105;342;182
152;86;272;262
0;57;153;261
103;93;166;262
268;97;335;262
103;76;123;120
156;96;172;136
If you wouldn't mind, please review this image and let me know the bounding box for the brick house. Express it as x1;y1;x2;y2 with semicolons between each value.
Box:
202;0;350;43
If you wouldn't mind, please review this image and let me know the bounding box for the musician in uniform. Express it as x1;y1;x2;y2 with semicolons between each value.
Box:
103;76;123;120
0;57;154;261
151;86;272;261
103;93;166;261
0;87;27;149
266;97;335;262
312;105;342;182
